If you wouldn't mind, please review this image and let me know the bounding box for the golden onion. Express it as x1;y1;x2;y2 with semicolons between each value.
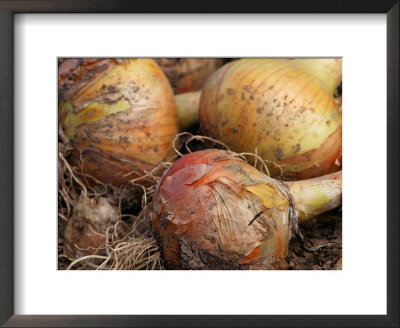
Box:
199;58;342;180
59;58;178;188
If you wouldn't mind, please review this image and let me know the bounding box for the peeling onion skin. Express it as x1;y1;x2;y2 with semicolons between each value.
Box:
199;58;342;180
59;58;178;188
155;58;226;94
64;195;119;258
150;149;298;270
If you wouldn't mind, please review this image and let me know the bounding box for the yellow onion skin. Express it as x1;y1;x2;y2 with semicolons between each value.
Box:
155;58;226;94
59;58;178;188
199;59;342;180
150;149;297;270
64;195;119;258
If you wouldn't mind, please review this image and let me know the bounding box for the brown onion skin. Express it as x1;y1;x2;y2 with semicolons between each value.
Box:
150;149;296;270
59;58;178;188
155;58;226;94
199;59;342;180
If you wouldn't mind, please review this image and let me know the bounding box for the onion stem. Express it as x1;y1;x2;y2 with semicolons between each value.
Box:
290;58;342;95
286;171;342;223
175;90;201;131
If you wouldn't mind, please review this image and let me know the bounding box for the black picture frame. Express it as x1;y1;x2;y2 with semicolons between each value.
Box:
0;1;398;327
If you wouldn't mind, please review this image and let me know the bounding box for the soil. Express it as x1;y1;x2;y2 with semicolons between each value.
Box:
58;205;342;271
288;210;342;270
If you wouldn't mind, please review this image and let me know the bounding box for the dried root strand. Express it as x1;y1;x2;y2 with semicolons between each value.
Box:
58;150;81;226
62;214;164;270
172;132;231;157
58;141;169;271
117;161;173;218
171;132;282;178
59;151;88;197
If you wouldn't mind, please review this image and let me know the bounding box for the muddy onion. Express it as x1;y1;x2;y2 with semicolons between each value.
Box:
199;58;342;180
64;194;119;258
150;149;342;269
155;58;226;94
59;58;178;188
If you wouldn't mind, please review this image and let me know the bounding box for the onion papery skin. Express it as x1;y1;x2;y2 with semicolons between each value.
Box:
59;58;178;188
64;195;119;258
199;59;342;180
150;149;297;270
155;58;226;94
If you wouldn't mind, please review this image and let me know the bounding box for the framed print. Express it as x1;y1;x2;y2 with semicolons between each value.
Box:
0;1;398;327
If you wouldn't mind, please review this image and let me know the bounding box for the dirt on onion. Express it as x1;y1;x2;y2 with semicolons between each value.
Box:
199;58;342;180
58;132;341;270
59;58;179;189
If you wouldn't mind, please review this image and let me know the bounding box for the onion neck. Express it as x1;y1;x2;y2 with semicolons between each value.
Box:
286;171;342;223
291;58;342;95
174;90;201;131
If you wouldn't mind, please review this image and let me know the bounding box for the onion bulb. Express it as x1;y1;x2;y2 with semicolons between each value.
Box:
150;149;342;269
155;58;226;94
199;58;342;180
59;58;178;188
64;194;119;258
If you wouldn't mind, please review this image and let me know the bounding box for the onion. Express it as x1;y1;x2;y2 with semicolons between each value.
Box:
154;58;226;94
64;194;119;258
175;91;202;131
199;58;342;180
150;149;342;269
59;58;178;188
